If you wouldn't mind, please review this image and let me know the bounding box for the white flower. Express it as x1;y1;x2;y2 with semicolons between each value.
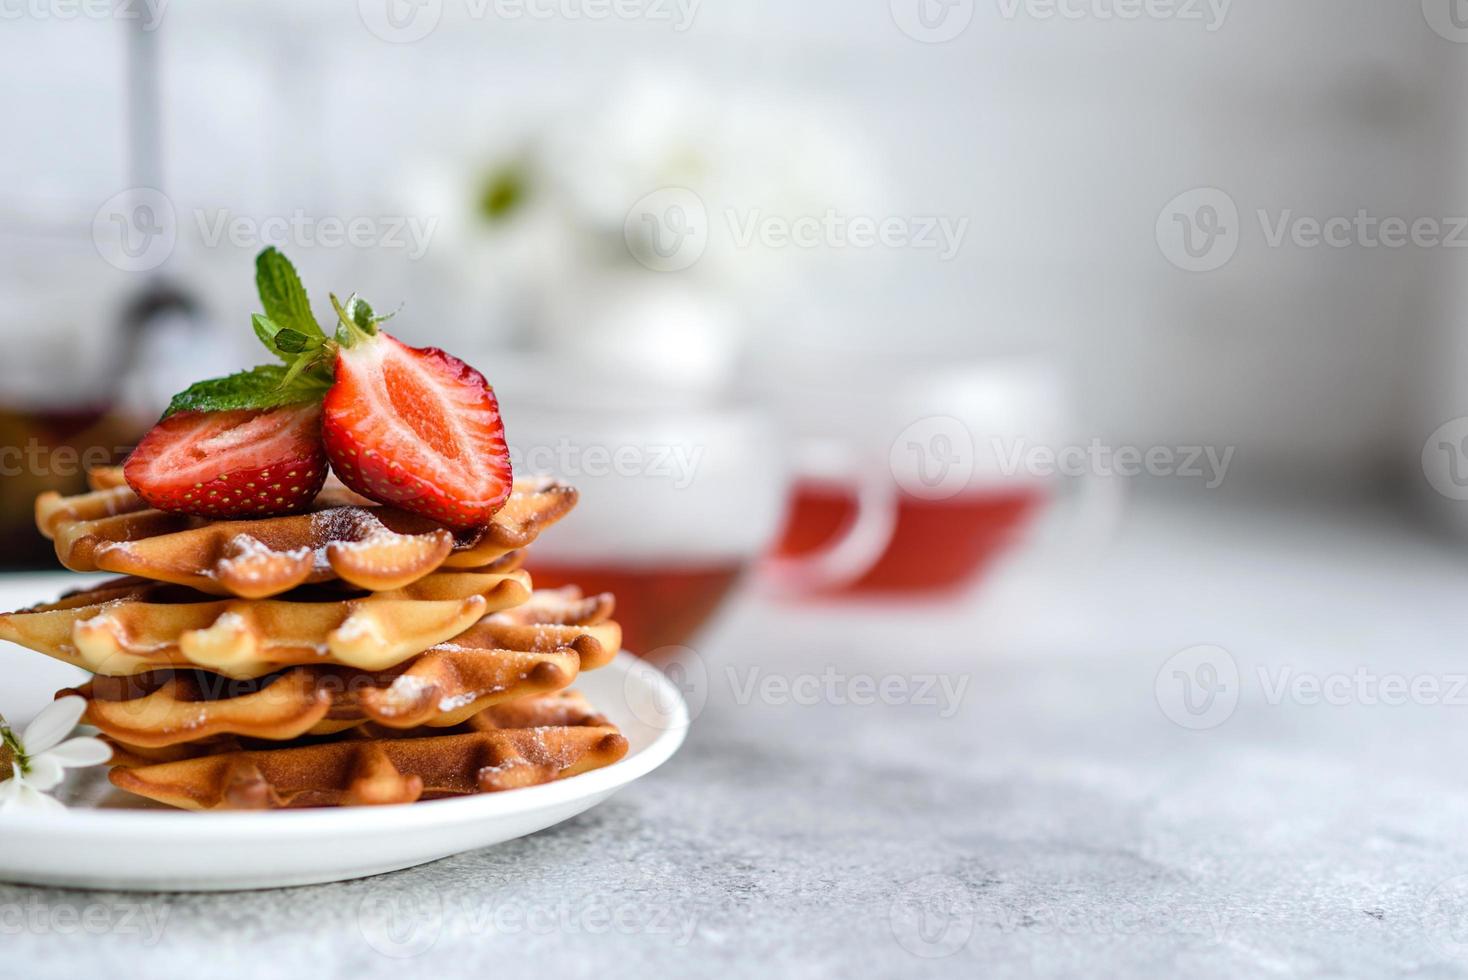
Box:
0;696;111;812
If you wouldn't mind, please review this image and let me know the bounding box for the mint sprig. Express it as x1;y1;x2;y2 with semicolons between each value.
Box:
255;248;327;357
163;364;331;417
160;249;398;417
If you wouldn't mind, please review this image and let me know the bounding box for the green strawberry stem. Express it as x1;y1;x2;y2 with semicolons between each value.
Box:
329;292;380;349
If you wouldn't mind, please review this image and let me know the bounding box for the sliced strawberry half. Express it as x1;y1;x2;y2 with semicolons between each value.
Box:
322;330;512;529
123;404;329;518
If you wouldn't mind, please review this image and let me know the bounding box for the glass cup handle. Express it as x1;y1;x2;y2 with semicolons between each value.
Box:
1022;470;1129;572
761;462;900;594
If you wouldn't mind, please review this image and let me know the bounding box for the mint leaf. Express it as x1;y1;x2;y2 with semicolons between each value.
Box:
252;314;283;353
277;349;333;392
272;329;312;354
163;364;330;417
255;249;325;359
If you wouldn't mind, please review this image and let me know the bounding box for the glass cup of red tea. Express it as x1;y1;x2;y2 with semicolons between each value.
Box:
504;391;787;658
764;359;1067;597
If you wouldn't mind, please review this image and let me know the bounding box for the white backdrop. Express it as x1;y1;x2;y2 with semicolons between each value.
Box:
0;0;1459;495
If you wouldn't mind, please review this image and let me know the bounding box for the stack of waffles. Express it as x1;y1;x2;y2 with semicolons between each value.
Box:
0;467;629;810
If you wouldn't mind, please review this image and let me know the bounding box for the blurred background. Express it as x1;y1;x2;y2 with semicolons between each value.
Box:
4;0;1468;653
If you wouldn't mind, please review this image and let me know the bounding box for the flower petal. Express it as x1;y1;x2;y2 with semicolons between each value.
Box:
24;754;64;791
42;737;112;769
21;697;86;755
14;782;62;812
0;776;63;812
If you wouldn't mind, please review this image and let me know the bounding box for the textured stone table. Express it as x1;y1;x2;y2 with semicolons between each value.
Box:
7;494;1468;978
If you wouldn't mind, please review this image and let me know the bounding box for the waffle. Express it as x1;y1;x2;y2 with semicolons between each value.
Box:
66;645;578;747
467;688;613;731
467;586;621;670
102;735;245;769
64;587;621;746
99;686;617;761
0;571;532;678
108;723;629;809
6;462;639;812
37;473;577;599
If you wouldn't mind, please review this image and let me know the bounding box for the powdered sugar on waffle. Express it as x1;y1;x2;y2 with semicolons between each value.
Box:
309;507;433;576
217;534;312;585
437;690;484;714
210;611;251;634
332;613;387;645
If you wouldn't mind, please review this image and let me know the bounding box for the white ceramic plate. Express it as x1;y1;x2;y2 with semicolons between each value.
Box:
0;573;688;892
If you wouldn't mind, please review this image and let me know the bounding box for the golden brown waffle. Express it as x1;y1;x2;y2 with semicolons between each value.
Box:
469;689;614;731
57;587;621;746
37;474;577;599
470;586;621;670
102;734;246;769
68;646;586;746
101;687;615;765
85;466;132;492
0;571;531;678
108;723;629;809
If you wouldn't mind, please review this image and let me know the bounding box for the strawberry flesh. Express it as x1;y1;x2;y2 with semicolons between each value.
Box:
322;331;512;529
123;404;329;518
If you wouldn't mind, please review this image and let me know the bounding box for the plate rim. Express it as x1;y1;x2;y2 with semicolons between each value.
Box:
0;651;688;839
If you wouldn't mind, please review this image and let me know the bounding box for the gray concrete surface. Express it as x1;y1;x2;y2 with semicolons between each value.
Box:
6;495;1468;978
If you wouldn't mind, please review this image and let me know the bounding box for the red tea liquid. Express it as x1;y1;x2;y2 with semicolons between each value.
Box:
525;561;746;656
774;481;1045;594
0;404;131;569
